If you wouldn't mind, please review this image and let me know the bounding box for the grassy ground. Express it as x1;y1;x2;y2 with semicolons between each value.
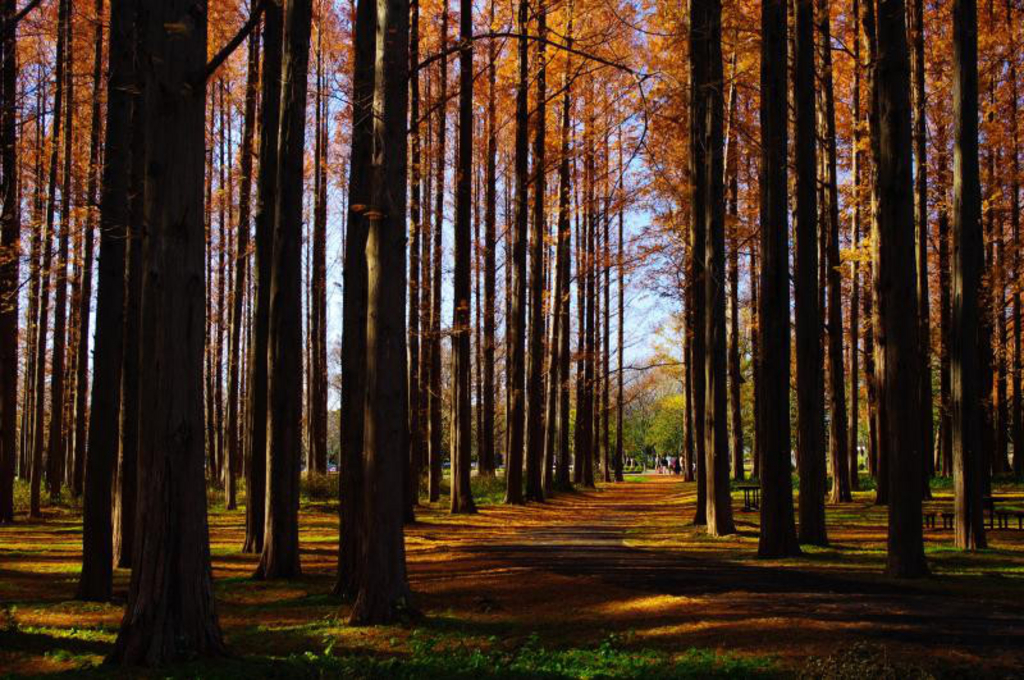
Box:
1;474;1022;678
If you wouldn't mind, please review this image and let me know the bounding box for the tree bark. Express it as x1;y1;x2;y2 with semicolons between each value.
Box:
349;0;412;622
0;0;19;523
337;0;372;594
480;0;497;477
244;0;282;556
428;8;447;503
525;4;546;502
505;0;529;504
77;0;135;600
450;0;476;513
257;0;314;581
109;0;225;662
757;0;800;557
877;0;928;576
553;8;573;491
910;0;934;492
793;0;826;545
1007;0;1022;479
818;0;850;505
951;0;987;551
407;0;423;512
689;0;707;525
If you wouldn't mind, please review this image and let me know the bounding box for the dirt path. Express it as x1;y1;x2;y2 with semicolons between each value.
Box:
412;477;1024;674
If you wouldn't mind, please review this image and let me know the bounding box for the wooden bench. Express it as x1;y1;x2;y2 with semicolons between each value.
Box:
941;512;954;530
923;512;936;529
1016;512;1024;530
994;510;1011;530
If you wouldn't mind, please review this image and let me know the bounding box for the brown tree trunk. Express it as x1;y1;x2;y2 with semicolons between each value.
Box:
310;19;328;476
225;27;259;514
910;0;934;492
553;8;573;490
407;0;423;513
245;0;282;556
46;0;73;502
113;85;144;569
794;0;826;544
77;0;134;601
848;0;863;490
505;0;528;504
689;0;707;525
109;0;225;662
697;0;734;536
257;0;314;581
0;0;19;523
758;0;800;557
71;0;105;499
525;4;546;501
819;0;850;504
951;0;987;551
1007;0;1022;479
428;9;447;503
614;127;624;482
349;0;412;622
450;0;476;514
877;0;927;576
480;0;497;477
337;0;371;594
937;143;953;477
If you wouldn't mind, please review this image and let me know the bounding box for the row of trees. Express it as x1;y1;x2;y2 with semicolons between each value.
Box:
640;0;1018;568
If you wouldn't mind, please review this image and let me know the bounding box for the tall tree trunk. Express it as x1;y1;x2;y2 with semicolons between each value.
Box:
848;0;863;490
698;0;734;536
0;0;19;523
505;0;528;504
450;0;476;513
311;18;328;477
480;0;497;477
245;0;282;556
349;0;412;622
46;0;74;501
819;0;850;504
758;0;800;557
553;8;573;490
877;0;927;576
257;0;314;581
338;0;372;594
750;244;760;480
71;0;105;499
951;0;987;551
110;0;225;662
614;127;624;483
937;142;953;477
226;28;259;513
910;0;934;492
407;0;423;512
794;0;826;544
428;8;447;503
724;50;743;482
689;0;707;525
1007;0;1022;479
77;0;135;601
525;4;546;501
113;86;145;569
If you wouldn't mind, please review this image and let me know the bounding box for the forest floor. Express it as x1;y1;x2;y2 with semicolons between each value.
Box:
1;474;1023;678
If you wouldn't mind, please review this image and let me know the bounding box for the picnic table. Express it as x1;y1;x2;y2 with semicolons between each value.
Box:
738;484;760;511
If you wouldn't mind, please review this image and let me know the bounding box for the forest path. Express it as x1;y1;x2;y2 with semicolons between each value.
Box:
408;475;1024;674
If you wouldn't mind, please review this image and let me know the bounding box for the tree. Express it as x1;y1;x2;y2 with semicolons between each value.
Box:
450;0;476;513
876;0;927;576
428;5;447;503
338;0;375;599
793;0;826;545
77;0;136;601
819;0;850;504
349;0;412;623
0;0;19;524
225;23;259;513
1008;0;1022;479
951;0;987;551
480;0;498;477
245;0;283;556
407;0;423;512
257;0;315;581
757;0;800;558
109;0;225;662
505;0;528;504
695;0;734;537
525;3;546;502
